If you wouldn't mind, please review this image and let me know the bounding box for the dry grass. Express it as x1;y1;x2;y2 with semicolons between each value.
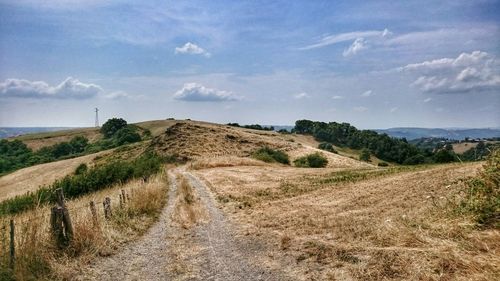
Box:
189;156;268;170
0;168;169;280
195;162;500;280
0;150;113;201
11;128;101;151
172;174;206;229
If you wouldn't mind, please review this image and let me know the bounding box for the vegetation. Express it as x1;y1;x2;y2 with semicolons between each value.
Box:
0;152;163;216
359;148;371;162
293;119;423;164
252;147;290;164
0;118;144;175
458;149;499;227
100;118;128;138
318;142;337;153
294;152;328;168
227;123;274;131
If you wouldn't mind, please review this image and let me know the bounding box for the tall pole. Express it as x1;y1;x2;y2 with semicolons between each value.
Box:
95;108;99;128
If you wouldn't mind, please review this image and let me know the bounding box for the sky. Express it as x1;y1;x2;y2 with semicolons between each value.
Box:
0;0;499;129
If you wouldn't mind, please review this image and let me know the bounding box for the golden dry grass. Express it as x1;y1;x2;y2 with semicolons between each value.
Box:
194;162;499;280
11;128;101;151
0;169;169;280
172;174;206;229
0;150;113;201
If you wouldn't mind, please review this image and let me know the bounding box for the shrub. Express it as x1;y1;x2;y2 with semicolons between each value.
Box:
294;152;328;168
434;149;457;163
0;152;163;216
378;162;389;167
114;126;141;145
403;154;425;165
74;163;88;175
359;149;371;162
318;142;337;153
252;147;290;165
458;149;499;227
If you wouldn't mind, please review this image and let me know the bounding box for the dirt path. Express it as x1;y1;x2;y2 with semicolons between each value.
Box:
78;171;178;281
79;168;294;281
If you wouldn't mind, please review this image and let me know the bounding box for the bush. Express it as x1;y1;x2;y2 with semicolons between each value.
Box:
403;154;425;165
359;149;371;162
318;142;337;153
458;149;499;227
252;147;290;165
114;126;141;145
378;162;389;167
100;118;128;138
294;152;328;168
74;163;88;175
0;152;164;216
434;149;457;163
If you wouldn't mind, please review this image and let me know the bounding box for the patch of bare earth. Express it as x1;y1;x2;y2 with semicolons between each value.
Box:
194;162;500;280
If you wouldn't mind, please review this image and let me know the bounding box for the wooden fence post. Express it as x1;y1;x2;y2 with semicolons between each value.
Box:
50;207;65;247
121;189;126;205
9;219;14;270
56;188;73;240
89;201;98;227
103;197;112;219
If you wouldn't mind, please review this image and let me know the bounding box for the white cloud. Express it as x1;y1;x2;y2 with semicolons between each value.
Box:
390;107;398;113
343;38;367;57
293;92;310;99
173;83;240;102
0;77;103;99
332;95;344;100
300;29;390;50
423;97;432;103
401;51;500;94
361;90;374;97
353;106;368;112
174;42;211;58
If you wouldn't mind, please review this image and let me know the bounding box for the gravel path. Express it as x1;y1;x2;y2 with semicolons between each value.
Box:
78;171;178;281
175;171;291;281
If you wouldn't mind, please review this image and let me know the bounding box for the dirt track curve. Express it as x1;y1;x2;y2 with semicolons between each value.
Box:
79;168;293;281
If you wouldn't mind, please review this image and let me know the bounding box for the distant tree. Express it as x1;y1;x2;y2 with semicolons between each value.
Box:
434;149;457;163
359;148;371;162
51;142;73;158
101;118;128;138
403;154;425;165
69;136;89;153
115;127;141;145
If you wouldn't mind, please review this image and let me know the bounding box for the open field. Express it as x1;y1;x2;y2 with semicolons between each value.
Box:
0;149;113;201
193;162;499;280
10;127;101;151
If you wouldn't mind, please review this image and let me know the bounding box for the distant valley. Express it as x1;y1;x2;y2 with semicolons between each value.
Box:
0;127;75;139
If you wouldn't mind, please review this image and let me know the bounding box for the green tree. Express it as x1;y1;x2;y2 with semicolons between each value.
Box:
69;136;89;153
115;127;141;145
359;148;371;162
101;118;128;138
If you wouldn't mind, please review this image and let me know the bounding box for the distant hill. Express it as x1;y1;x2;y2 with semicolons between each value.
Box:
376;128;500;140
0;127;74;139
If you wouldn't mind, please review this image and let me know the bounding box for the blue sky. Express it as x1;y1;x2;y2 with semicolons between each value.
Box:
0;0;499;128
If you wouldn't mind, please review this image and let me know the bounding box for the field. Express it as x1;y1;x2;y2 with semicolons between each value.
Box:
0;119;498;280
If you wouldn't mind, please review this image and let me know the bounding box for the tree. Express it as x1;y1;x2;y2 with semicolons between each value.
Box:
360;148;371;162
101;118;128;138
434;149;457;163
69;136;89;153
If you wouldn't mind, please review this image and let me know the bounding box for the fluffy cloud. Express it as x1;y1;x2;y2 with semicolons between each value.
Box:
332;95;344;100
0;77;104;99
173;83;240;102
293;92;310;99
174;42;211;58
343;38;367;57
401;51;500;94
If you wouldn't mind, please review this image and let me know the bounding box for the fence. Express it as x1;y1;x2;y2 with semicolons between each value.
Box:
0;186;136;272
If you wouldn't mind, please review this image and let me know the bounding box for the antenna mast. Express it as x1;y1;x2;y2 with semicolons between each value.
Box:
95;108;99;128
